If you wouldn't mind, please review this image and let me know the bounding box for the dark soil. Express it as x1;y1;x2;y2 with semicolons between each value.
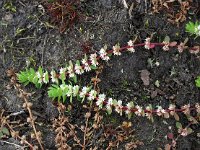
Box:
0;0;200;150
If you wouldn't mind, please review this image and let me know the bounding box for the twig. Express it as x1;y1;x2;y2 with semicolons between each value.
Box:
82;112;90;150
0;140;25;150
5;121;34;149
7;69;44;150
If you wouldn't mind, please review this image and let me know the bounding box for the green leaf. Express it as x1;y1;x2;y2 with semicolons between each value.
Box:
72;74;77;83
107;53;112;57
81;96;85;103
107;109;112;115
186;21;196;34
128;113;132;119
112;99;118;106
176;122;182;129
44;71;49;83
48;84;63;101
0;132;3;139
38;66;43;75
17;68;38;86
62;95;66;103
195;76;200;88
60;67;67;84
90;65;97;70
164;36;170;43
76;60;81;65
70;95;73;103
35;83;42;89
48;0;55;2
1;127;9;136
187;128;193;134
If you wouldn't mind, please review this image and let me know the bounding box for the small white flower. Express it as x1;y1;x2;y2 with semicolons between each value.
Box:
99;48;106;56
50;70;58;83
67;65;75;78
181;104;190;115
168;104;176;115
60;67;66;74
87;90;97;101
82;58;87;64
125;102;133;114
155;61;160;66
197;25;200;30
106;98;113;110
195;25;200;35
107;98;113;106
127;40;135;53
79;86;89;98
179;128;189;137
42;71;48;84
90;53;99;67
145;106;152;119
115;100;123;115
162;41;170;51
99;48;110;61
36;72;42;83
73;85;79;97
195;103;200;113
113;45;121;56
144;37;151;49
84;63;91;72
36;71;41;78
96;94;106;108
60;84;67;91
156;106;165;116
75;64;84;75
66;85;73;97
81;57;91;72
135;105;143;116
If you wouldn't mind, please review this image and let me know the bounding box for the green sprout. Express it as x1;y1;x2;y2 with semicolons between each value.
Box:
195;76;200;88
16;67;43;88
185;21;200;38
4;2;16;13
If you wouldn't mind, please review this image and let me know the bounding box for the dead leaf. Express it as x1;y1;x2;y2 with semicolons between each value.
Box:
151;90;158;98
140;70;150;86
174;112;180;121
128;3;134;19
165;144;171;150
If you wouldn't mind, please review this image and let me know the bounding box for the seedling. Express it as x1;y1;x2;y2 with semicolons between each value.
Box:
185;21;200;38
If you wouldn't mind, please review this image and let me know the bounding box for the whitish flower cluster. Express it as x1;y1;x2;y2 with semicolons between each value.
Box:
33;54;99;84
99;46;110;61
36;70;49;84
144;37;151;49
195;25;200;36
127;40;135;53
50;84;198;120
162;41;170;51
113;44;121;56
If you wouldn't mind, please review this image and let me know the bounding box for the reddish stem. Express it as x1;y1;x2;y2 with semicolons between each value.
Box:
84;94;197;115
